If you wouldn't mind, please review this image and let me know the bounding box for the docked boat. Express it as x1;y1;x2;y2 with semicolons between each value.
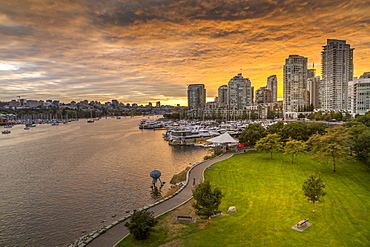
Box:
139;120;165;129
87;119;94;123
164;125;220;145
2;130;11;134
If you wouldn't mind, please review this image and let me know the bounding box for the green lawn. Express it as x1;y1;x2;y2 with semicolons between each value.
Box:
118;151;370;246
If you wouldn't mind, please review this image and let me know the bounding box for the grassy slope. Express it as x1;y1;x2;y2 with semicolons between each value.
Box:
118;151;370;247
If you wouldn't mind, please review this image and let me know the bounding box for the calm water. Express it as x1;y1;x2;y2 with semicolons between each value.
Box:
0;117;209;246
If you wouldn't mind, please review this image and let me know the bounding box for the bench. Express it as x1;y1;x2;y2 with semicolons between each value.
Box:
176;215;194;222
297;218;309;228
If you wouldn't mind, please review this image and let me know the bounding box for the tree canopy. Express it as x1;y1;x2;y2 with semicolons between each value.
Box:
192;180;223;219
307;126;350;172
239;123;267;146
255;133;282;159
307;122;328;136
281;122;309;141
347;124;370;166
124;210;158;240
302;173;326;212
284;139;307;163
267;121;284;135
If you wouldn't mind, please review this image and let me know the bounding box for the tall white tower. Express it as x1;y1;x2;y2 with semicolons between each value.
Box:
321;39;354;111
283;55;308;113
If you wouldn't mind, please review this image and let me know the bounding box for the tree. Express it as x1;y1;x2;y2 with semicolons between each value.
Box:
307;126;350;172
354;130;370;166
307;122;328;136
192;180;223;219
267;121;284;135
239;123;267;146
266;110;276;119
281;121;309;142
355;113;370;127
346;123;370;165
255;133;282;159
302;173;326;212
284;139;307;163
124;210;158;240
333;111;343;121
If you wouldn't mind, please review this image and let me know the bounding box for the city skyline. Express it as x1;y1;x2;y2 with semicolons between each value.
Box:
1;0;369;105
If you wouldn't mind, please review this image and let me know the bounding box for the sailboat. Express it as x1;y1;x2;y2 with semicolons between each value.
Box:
87;110;94;123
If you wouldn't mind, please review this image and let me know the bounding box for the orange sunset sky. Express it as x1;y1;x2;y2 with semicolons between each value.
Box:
0;0;369;106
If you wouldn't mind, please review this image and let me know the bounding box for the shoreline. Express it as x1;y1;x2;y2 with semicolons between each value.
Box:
71;151;236;247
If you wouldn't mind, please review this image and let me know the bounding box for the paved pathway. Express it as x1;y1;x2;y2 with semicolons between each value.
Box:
87;151;236;247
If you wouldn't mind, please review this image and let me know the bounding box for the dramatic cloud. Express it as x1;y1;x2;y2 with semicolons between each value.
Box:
0;0;369;105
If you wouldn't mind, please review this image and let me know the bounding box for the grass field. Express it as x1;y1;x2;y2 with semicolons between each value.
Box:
118;151;370;246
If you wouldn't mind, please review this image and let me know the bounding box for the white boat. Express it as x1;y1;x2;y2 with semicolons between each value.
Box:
24;127;30;130
87;119;94;123
164;125;220;142
139;120;165;129
2;130;11;134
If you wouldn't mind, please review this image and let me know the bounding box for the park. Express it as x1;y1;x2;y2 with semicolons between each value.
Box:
118;150;370;246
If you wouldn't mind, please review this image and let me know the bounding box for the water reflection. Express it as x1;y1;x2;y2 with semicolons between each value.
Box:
150;186;162;200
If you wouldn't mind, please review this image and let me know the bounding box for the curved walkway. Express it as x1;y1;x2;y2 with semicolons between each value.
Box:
87;151;236;247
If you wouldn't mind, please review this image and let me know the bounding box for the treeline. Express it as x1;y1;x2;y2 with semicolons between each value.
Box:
163;112;187;120
239;112;370;167
0;107;152;119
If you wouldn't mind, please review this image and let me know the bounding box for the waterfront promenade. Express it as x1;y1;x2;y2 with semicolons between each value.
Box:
87;151;236;247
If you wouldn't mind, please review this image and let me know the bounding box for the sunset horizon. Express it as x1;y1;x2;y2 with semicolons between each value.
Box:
1;0;369;106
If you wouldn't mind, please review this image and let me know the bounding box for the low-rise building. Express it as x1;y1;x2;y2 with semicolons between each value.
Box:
348;76;370;116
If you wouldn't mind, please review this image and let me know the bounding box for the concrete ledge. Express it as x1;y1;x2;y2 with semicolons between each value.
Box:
292;222;312;232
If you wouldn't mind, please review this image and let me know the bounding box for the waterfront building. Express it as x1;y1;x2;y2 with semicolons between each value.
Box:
307;68;316;79
187;84;206;110
307;76;321;107
217;85;228;107
348;76;370;116
251;86;254;104
360;72;370;79
27;100;42;108
227;73;252;110
256;86;272;104
112;100;118;107
321;39;354;111
8;100;19;108
283;55;308;116
267;75;278;103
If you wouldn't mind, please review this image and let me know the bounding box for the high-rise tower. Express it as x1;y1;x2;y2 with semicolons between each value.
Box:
217;85;228;106
321;39;354;111
227;73;252;110
267;75;278;103
283;55;308;113
187;84;206;109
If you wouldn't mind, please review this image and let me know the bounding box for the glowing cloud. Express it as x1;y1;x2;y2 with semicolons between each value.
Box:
0;0;369;105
